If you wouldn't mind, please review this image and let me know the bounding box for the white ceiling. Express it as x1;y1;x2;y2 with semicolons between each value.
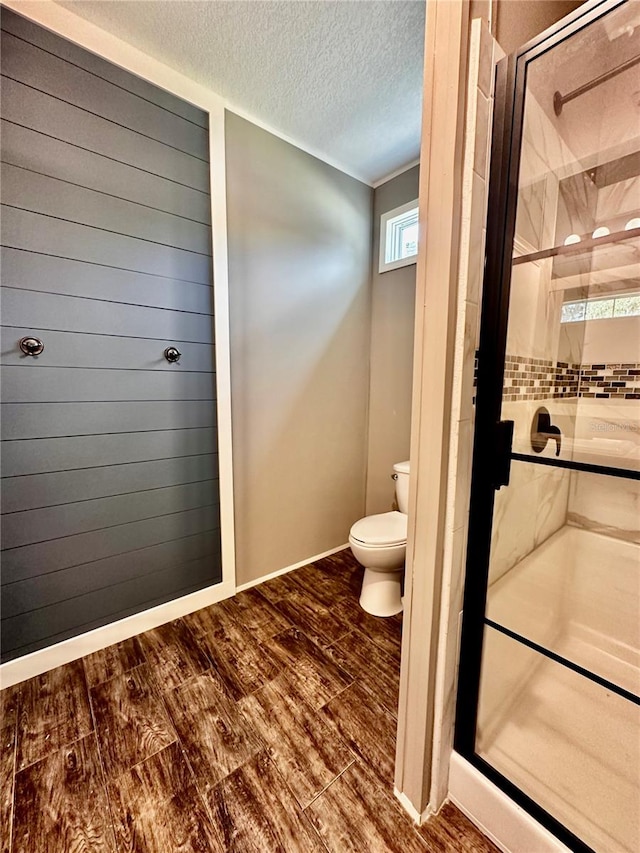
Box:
55;0;426;186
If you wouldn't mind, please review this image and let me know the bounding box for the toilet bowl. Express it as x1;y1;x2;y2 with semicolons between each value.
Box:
349;461;410;617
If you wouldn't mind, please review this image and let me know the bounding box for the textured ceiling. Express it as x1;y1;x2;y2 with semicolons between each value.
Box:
55;0;426;185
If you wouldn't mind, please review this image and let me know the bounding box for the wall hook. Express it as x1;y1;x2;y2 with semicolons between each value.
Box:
19;336;44;357
164;346;181;363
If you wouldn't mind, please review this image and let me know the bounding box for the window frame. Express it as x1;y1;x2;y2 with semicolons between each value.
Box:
378;198;419;273
560;292;640;323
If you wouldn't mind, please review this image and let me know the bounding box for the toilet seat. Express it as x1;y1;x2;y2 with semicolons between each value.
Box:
350;511;407;547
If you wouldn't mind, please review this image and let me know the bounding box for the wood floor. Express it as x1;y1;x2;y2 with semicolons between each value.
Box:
1;549;499;852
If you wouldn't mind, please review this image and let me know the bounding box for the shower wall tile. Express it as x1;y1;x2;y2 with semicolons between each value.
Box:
488;455;571;586
474;357;640;403
503;354;579;401
474;91;490;179
459;301;479;422
578;363;640;399
568;471;640;545
554;171;597;246
596;175;640;232
501;397;579;457
468;226;486;309
506;260;562;363
452;418;474;532
514;178;546;251
575;399;640;448
468;173;487;306
489;462;538;585
477;21;493;98
519;92;576;194
533;467;571;547
436;524;467;770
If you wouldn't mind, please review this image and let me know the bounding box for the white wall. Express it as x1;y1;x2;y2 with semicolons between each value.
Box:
225;112;373;586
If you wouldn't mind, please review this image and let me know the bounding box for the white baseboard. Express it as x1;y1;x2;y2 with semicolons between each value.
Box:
394;787;433;825
1;544;351;689
235;544;349;592
448;752;570;853
0;579;235;689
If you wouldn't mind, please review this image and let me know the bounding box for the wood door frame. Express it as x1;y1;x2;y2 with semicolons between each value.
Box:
0;0;236;686
393;0;471;822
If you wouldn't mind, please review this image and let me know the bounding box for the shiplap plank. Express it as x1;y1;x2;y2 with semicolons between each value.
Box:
0;249;213;314
1;328;215;372
0;429;216;477
2;505;219;583
0;77;209;190
1;454;218;513
1;164;211;254
2;366;215;403
1;401;216;440
2;480;217;550
0;12;222;663
0;7;208;128
1;32;209;159
2;532;218;618
1;555;221;656
2;207;211;285
2;289;214;340
1;122;211;224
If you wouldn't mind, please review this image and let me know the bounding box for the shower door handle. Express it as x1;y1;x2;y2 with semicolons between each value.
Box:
493;420;514;490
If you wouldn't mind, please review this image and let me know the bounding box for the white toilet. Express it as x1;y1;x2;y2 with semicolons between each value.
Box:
349;461;410;617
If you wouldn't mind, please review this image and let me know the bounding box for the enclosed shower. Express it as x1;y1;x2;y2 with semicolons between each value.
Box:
456;1;640;851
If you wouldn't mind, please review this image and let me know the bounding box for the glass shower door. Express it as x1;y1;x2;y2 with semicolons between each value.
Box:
456;2;640;851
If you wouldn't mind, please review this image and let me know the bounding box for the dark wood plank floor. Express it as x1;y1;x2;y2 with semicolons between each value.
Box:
1;548;500;852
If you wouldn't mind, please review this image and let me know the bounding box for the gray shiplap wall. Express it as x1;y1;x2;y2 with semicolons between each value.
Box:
0;7;222;661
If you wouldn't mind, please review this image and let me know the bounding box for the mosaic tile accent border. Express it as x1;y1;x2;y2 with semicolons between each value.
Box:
503;355;579;401
472;354;640;401
579;364;640;400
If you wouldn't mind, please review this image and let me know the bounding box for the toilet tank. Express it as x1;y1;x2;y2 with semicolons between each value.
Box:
393;460;411;513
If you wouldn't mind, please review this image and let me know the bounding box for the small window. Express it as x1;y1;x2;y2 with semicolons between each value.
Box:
379;199;419;273
560;293;640;323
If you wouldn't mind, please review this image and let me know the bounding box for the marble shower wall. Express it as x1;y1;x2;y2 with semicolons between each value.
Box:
568;470;640;544
488;93;581;586
489;453;571;585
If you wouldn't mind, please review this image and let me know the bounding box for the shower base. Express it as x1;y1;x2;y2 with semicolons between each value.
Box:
475;526;640;853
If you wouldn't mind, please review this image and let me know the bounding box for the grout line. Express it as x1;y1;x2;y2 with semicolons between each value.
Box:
13;727;92;775
302;758;357;810
318;678;355;710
